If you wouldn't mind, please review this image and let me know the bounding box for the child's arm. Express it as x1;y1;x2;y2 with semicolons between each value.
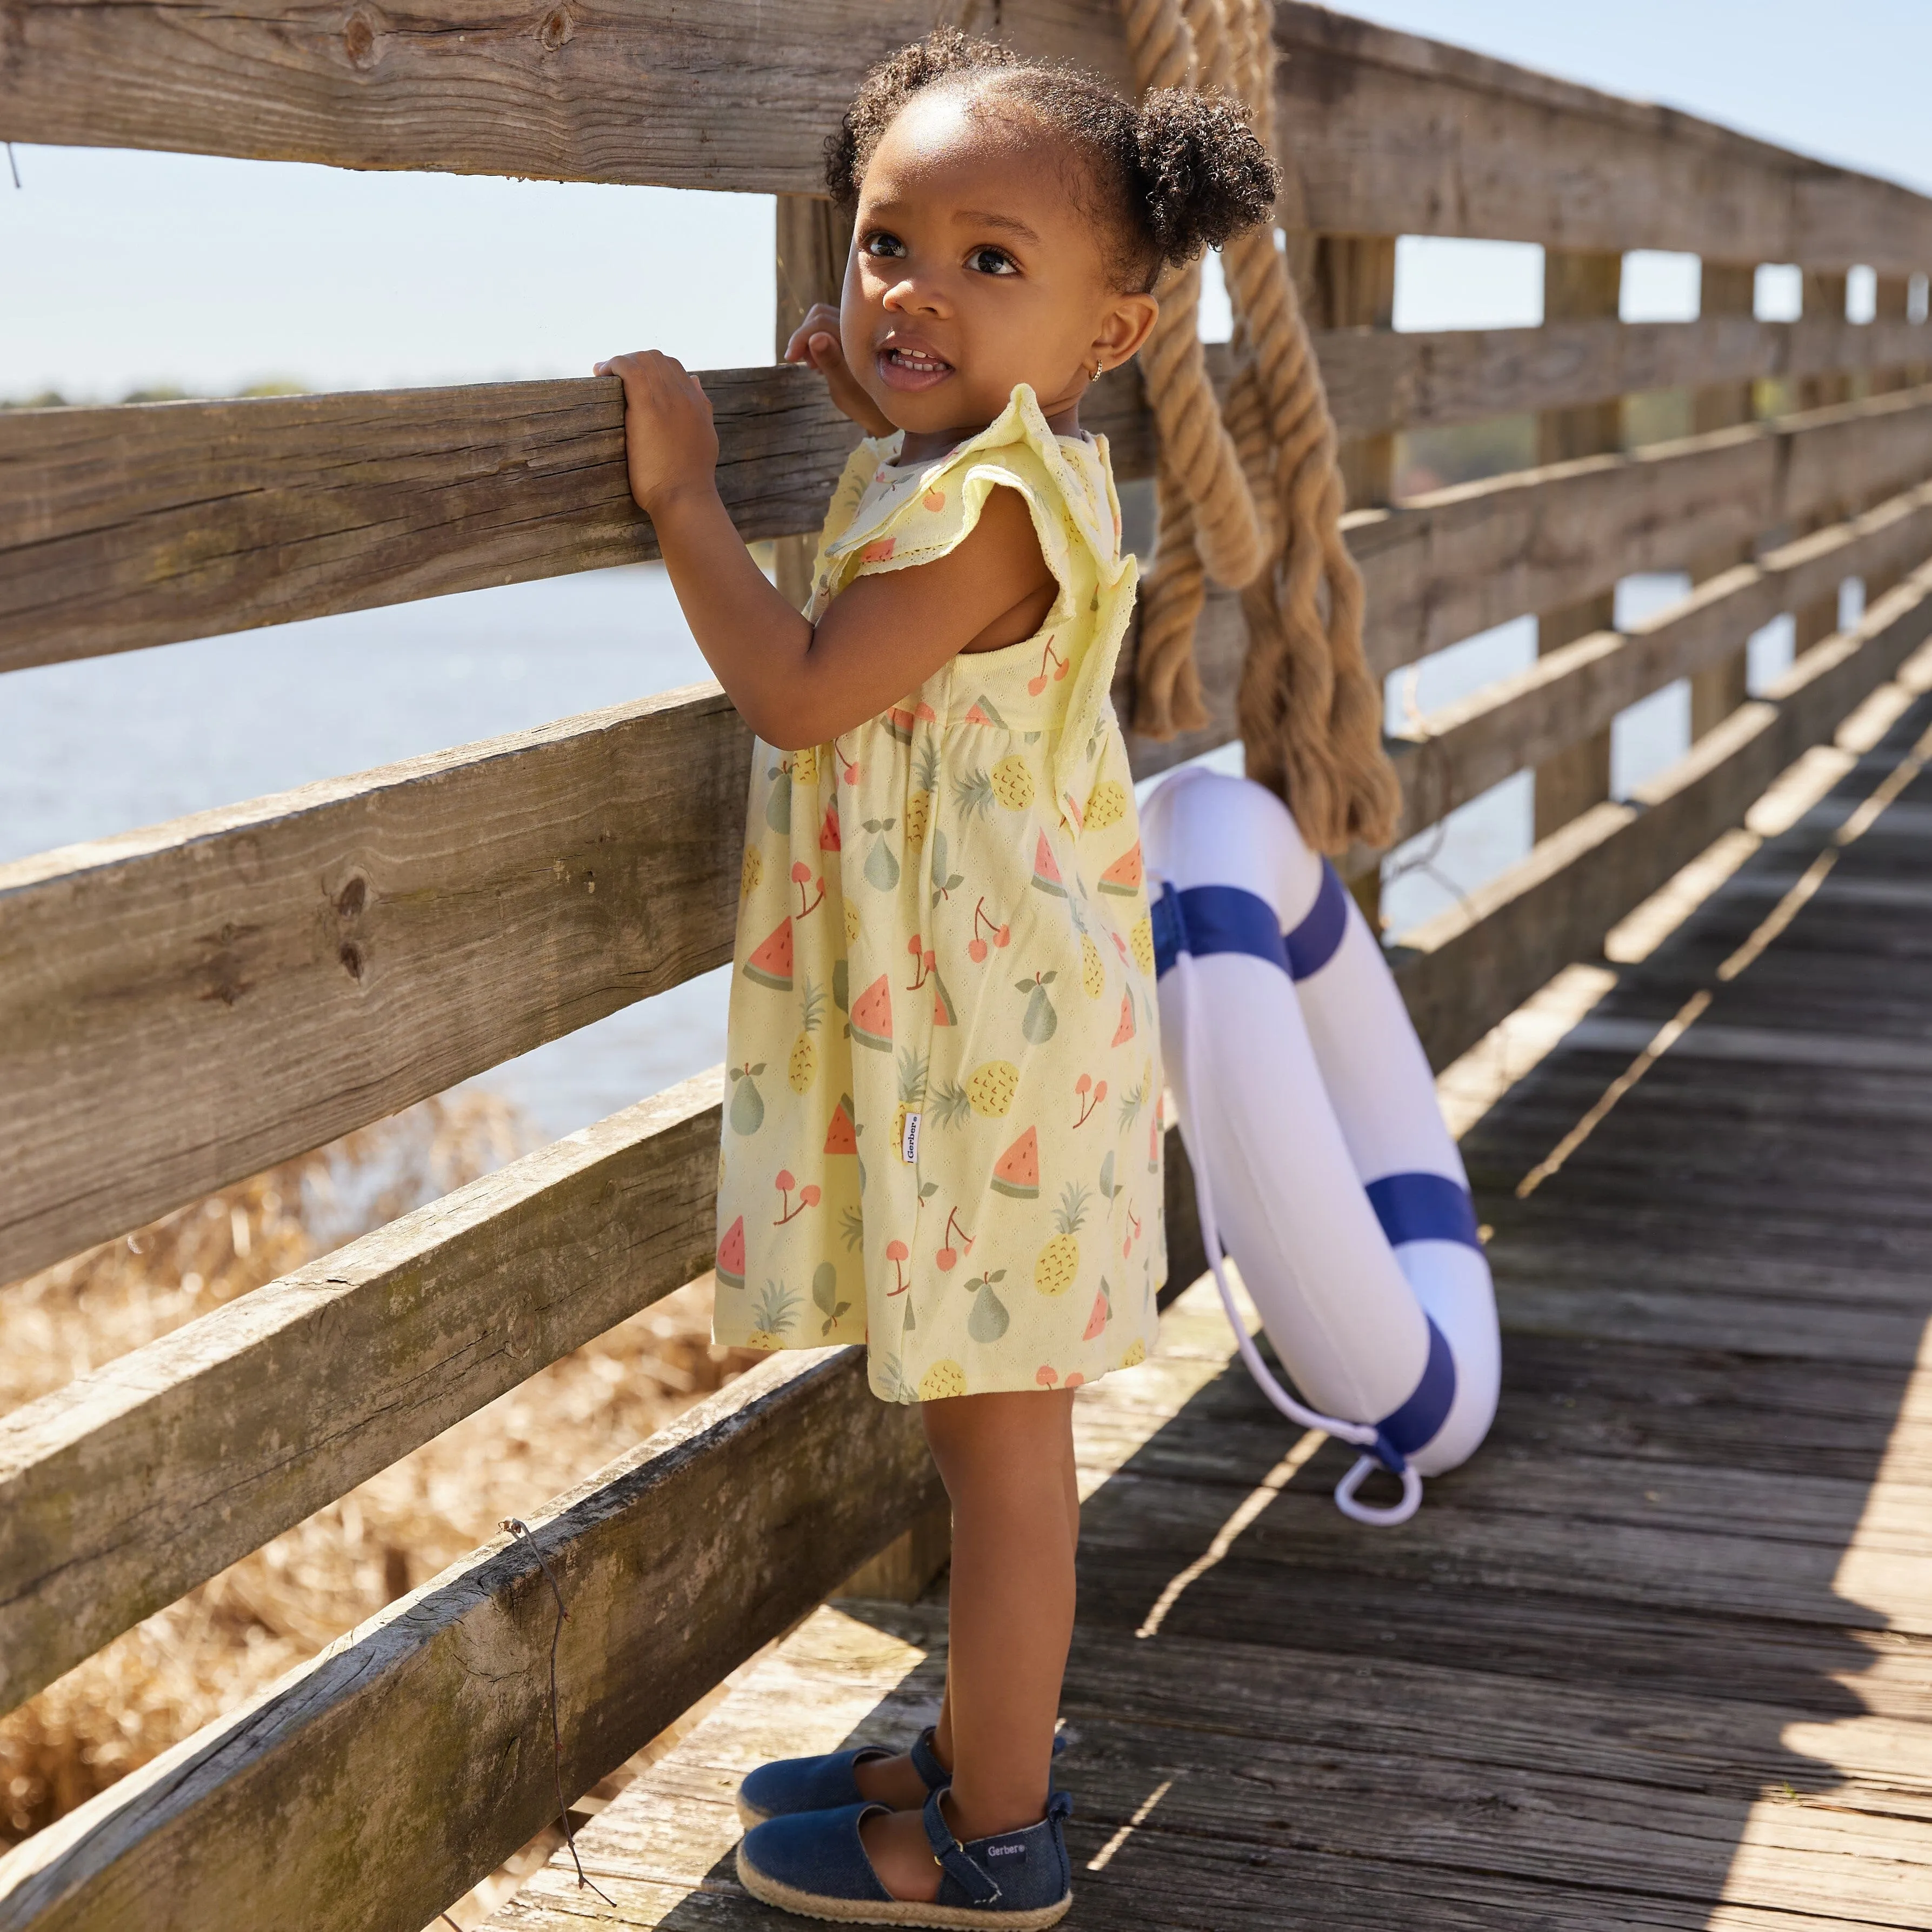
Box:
593;348;1052;751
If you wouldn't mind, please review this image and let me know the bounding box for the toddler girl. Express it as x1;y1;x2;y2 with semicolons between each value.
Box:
597;30;1276;1926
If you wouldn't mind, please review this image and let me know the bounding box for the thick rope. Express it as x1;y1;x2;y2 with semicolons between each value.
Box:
1120;0;1400;854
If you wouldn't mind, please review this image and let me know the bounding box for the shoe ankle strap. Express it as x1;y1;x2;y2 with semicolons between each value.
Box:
920;1789;1001;1906
909;1727;950;1792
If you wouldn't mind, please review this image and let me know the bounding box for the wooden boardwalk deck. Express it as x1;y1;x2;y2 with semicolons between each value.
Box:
490;678;1932;1931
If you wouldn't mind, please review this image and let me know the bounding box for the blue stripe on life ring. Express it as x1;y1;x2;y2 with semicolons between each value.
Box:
1365;1172;1484;1253
1373;1316;1456;1464
1150;883;1287;980
1150;865;1349;983
1283;861;1349;980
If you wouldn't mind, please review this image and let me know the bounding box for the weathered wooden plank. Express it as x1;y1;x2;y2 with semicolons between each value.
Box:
0;1072;721;1718
0;684;752;1284
0;1346;944;1932
1355;383;1932;680
0;361;1148;673
1269;2;1932;274
1389;482;1932;844
9;365;1928;684
1321;315;1932;442
4;1;1929;269
1393;561;1932;1069
0;366;864;673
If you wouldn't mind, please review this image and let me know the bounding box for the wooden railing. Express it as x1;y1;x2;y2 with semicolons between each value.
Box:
3;5;1930;1927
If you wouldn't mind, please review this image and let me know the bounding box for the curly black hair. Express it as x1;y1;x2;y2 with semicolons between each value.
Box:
825;29;1279;291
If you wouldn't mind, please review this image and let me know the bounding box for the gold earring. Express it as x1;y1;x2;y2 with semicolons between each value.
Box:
1090;359;1105;384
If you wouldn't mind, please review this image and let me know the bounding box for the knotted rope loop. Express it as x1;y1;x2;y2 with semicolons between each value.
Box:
1120;0;1399;855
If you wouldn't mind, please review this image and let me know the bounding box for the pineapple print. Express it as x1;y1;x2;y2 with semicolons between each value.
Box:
905;740;938;849
1036;1181;1090;1295
991;755;1035;811
1080;934;1105;1000
741;846;763;898
891;1049;929;1156
1118;1338;1147;1370
918;1359;968;1401
844;901;861;947
931;1057;1020;1126
789;976;824;1094
792;745;820;786
746;1280;803;1350
1084;780;1127;834
1130;911;1155;977
955;768;996;819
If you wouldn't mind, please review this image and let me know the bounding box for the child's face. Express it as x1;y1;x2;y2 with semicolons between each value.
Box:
840;89;1158;449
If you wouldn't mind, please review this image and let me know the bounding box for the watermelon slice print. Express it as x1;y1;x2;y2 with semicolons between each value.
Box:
932;965;958;1027
1083;1279;1111;1341
963;694;1008;728
1098;841;1143;896
1112;989;1135;1047
824;1095;858;1156
1030;830;1068;898
886;706;917;745
850;974;893;1052
820;799;841;851
716;1216;747;1290
991;1125;1041;1200
743;917;794;991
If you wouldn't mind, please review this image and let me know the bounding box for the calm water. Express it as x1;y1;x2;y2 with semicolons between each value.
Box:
2;563;1833;1144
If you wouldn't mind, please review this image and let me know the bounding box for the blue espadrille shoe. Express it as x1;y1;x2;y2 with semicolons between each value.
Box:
736;1726;951;1827
735;1784;1075;1928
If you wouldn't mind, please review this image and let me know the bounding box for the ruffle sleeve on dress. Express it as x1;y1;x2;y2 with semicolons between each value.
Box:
816;385;1140;829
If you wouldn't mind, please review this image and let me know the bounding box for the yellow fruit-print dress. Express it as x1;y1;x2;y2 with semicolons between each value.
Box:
714;383;1165;1402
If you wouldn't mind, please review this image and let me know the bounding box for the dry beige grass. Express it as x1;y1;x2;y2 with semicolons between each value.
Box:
0;1092;758;1855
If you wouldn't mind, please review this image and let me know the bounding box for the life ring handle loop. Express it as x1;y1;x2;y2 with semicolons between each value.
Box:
1334;1455;1425;1528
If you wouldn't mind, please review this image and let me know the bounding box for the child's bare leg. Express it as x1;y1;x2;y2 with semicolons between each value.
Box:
860;1389;1078;1900
854;1416;1081;1813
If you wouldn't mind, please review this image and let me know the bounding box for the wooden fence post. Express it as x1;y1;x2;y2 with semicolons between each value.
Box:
1867;274;1918;602
1689;261;1759;739
772;195;856;608
1310;233;1397;927
1794;271;1853;655
1532;249;1623;838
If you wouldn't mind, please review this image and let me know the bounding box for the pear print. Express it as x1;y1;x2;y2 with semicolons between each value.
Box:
812;1260;852;1336
967;1269;1011;1343
1017;970;1059;1045
728;1062;767;1136
862;817;901;891
764;762;792;834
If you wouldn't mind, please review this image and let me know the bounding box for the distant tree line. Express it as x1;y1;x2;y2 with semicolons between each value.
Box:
1;378;309;410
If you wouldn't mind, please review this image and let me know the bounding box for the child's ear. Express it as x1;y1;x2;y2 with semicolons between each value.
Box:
1095;291;1161;371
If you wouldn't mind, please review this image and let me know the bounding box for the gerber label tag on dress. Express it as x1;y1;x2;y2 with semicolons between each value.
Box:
901;1112;920;1164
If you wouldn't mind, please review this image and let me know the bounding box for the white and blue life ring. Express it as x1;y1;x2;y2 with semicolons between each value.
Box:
1142;768;1500;1526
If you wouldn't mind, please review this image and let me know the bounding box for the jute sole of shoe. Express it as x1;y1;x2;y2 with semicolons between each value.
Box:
735;1790;771;1829
735;1845;1072;1929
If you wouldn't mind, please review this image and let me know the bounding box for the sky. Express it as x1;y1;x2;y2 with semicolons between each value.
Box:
4;1;1930;403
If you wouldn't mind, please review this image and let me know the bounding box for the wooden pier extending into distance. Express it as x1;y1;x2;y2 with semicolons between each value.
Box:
3;5;1931;1927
